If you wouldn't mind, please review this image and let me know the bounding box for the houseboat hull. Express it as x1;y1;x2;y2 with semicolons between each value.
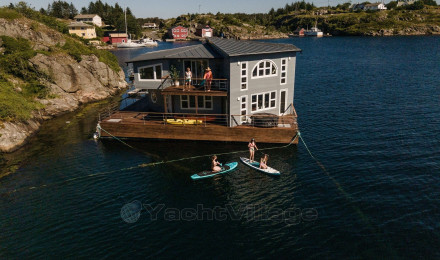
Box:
99;115;298;144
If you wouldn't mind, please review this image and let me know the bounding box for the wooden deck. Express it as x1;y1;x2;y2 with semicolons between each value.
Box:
99;112;299;144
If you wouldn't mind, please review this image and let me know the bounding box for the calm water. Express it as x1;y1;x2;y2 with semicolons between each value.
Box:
1;37;439;259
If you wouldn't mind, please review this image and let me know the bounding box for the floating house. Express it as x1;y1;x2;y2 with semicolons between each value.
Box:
99;38;301;144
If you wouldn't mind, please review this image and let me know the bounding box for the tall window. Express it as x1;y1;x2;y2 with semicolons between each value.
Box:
139;64;162;81
280;58;287;85
251;91;276;112
240;62;248;90
240;95;248;123
252;60;277;78
181;95;212;110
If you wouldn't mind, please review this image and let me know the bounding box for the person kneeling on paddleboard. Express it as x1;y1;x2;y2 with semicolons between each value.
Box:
212;155;222;172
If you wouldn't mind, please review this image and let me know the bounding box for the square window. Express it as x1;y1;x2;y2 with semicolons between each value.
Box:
266;61;270;67
282;59;286;65
242;70;246;76
140;67;154;79
281;79;286;84
205;101;212;109
271;100;276;107
182;101;188;108
241;77;246;83
265;68;270;75
242;103;246;109
259;63;264;68
242;97;246;102
242;63;246;69
252;95;257;102
241;83;247;89
271;92;276;99
252;104;257;111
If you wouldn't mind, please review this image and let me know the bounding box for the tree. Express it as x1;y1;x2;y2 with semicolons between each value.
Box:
386;1;398;9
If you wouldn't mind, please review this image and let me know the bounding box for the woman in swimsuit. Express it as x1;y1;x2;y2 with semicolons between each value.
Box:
212;155;222;172
184;67;192;91
248;138;258;162
260;154;268;169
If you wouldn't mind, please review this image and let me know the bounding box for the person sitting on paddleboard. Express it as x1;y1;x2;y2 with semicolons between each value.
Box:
260;154;269;169
248;138;258;162
212;155;222;172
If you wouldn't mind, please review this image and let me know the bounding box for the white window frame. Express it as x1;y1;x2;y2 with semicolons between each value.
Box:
280;58;288;85
279;88;288;115
240;62;248;91
180;95;213;110
240;95;248;123
251;60;278;79
251;91;277;112
138;64;162;81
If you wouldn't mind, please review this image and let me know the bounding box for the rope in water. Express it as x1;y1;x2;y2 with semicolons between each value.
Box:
297;132;398;257
2;129;298;196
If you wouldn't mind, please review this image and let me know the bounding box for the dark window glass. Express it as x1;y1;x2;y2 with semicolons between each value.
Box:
252;95;257;102
140;67;154;79
258;94;263;109
271;92;276;99
264;93;270;108
253;68;257;77
198;96;203;107
155;66;162;79
190;96;196;108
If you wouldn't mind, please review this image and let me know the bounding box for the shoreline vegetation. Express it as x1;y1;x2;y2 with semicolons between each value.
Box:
0;3;126;153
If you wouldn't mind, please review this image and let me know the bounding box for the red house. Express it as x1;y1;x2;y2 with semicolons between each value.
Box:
196;25;213;38
168;26;188;40
108;33;128;44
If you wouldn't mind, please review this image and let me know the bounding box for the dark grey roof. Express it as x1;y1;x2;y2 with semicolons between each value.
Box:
127;37;301;63
208;37;301;57
127;43;223;63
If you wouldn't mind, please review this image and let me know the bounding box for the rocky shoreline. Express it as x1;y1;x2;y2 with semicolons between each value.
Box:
0;17;127;153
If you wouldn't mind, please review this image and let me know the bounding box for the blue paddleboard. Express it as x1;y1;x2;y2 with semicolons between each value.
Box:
191;162;238;180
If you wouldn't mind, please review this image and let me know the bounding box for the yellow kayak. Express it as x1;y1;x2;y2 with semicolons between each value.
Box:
165;119;203;125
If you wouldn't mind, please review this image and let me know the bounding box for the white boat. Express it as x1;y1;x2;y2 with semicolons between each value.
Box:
116;8;158;48
304;26;323;37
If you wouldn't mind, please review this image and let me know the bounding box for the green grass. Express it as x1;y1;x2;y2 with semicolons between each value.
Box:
0;7;22;20
0;80;43;121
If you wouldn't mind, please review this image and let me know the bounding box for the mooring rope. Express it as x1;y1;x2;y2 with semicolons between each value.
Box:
297;132;398;257
2;130;298;196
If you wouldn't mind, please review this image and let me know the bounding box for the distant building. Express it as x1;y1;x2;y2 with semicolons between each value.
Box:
293;27;305;36
74;14;103;27
142;23;158;29
68;22;96;39
364;3;387;10
196;25;213;38
397;0;415;7
351;2;387;11
108;33;128;45
168;26;188;40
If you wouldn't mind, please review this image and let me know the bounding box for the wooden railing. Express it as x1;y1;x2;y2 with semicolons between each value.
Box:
100;110;297;128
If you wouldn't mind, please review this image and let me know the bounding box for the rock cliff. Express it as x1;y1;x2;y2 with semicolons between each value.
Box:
0;17;127;152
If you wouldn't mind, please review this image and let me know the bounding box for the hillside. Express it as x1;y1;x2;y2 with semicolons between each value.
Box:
0;6;126;152
144;6;440;38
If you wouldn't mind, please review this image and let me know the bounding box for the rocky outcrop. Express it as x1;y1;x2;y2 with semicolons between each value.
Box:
0;18;127;153
0;18;65;50
0;120;41;153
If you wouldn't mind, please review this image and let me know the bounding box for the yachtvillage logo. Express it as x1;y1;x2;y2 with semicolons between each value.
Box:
120;202;318;224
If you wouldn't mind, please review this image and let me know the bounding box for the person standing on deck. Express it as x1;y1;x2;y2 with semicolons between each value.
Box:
184;67;192;91
203;67;213;91
248;138;258;162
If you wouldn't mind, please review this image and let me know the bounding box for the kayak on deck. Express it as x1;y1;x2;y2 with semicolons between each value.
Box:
165;119;203;125
191;162;238;180
239;157;280;176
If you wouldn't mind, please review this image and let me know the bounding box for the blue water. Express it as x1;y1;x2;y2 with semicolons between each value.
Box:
1;37;439;259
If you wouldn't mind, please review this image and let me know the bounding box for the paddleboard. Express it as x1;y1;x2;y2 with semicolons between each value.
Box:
191;162;238;180
239;157;280;176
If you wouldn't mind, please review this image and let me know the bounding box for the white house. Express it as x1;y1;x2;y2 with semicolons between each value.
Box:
142;23;158;29
74;14;103;27
364;3;387;10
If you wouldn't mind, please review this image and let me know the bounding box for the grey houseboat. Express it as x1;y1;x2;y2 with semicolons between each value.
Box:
99;37;301;144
